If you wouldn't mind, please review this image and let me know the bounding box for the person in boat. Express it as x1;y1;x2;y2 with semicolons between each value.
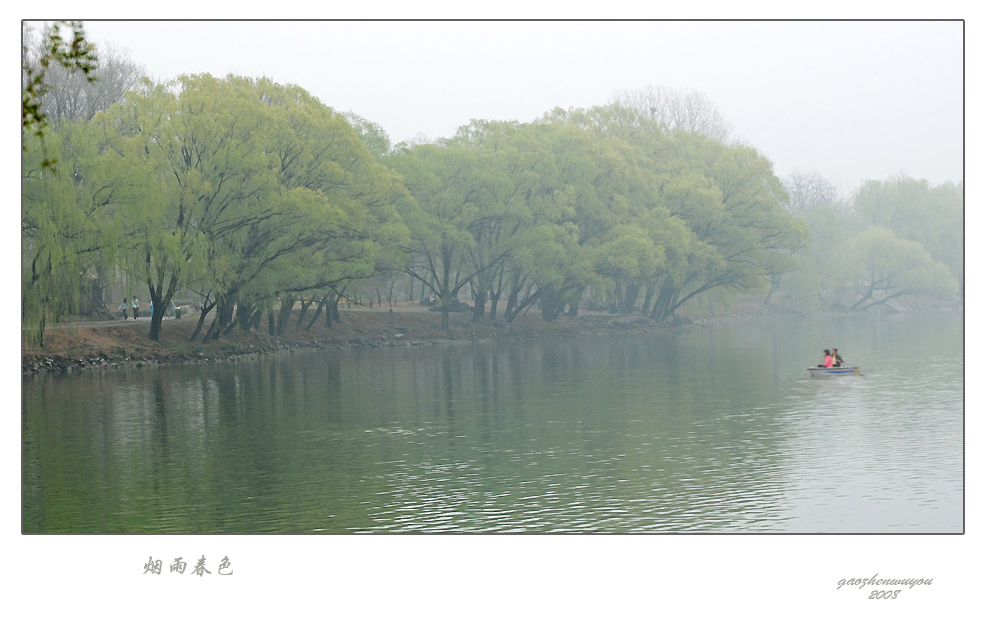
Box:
831;348;844;367
819;349;833;368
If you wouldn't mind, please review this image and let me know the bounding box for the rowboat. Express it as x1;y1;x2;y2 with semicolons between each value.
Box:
807;366;861;377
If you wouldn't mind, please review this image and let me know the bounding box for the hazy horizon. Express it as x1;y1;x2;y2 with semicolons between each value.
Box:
65;19;964;194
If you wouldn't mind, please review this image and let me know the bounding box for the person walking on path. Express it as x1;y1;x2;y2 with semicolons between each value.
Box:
120;299;129;319
132;297;140;319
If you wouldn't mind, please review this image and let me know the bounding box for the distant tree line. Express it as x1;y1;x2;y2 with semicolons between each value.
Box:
778;172;961;312
22;25;962;346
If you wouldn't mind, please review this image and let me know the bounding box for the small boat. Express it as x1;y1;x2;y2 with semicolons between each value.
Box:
807;366;861;377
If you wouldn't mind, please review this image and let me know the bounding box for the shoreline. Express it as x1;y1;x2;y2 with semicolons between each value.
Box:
21;305;679;376
23;300;960;376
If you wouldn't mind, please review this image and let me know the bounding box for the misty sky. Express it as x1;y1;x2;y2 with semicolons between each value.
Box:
75;20;964;194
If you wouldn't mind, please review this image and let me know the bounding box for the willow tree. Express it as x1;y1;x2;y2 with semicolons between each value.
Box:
451;110;681;322
640;132;807;321
387;142;514;329
23;111;138;343
445;119;565;321
853;175;963;298
85;75;278;341
21;21;101;345
551;105;695;317
558;102;808;321
491;111;645;321
21;131;96;345
250;81;409;336
849;227;958;310
84;74;408;341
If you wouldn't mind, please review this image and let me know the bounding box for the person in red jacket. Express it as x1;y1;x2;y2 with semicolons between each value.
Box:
820;349;833;367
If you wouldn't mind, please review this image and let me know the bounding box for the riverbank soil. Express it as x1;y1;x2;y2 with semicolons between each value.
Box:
22;302;661;374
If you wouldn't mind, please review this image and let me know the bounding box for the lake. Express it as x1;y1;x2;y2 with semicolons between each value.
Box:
22;311;963;533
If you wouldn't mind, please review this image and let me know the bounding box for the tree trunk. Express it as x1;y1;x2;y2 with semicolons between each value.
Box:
296;298;314;328
305;296;327;331
148;301;166;341
608;284;619;314
504;290;519;321
640;285;654;317
504;286;541;322
147;272;179;341
276;295;295;336
202;316;218;343
649;281;679;323
764;274;781;304
236;303;257;331
852;281;877;310
621;282;640;315
190;300;216;342
471;289;487;322
325;294;341;328
541;289;565;322
207;299;235;340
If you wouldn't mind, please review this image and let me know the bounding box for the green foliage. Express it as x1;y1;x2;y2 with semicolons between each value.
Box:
849;227;958;309
854;175;963;294
28;73;410;343
22;129;102;345
21;22;102;345
775;172;962;310
384;102;812;323
26;63;960;347
343;111;392;160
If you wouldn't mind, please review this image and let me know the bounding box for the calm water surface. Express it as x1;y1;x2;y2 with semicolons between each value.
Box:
22;311;963;533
